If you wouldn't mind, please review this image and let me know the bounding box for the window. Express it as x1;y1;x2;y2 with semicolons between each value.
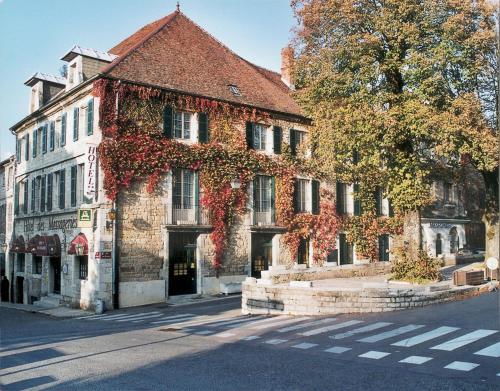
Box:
58;169;65;209
294;179;309;213
78;256;88;280
436;233;442;256
172;169;194;209
24;134;29;161
336;182;348;215
73;107;79;141
353;183;362;216
87;98;94;135
290;129;306;155
16;138;21;162
339;233;353;265
443;182;454;204
228;84;241;96
375;187;383;216
70;165;77;207
33;256;43;274
173;111;191;139
297;238;309;265
49;121;55;151
40;175;46;212
252;124;266;150
47;173;53;212
23;181;29;214
42;124;48;154
78;164;85;204
61;113;67;146
32;128;38;157
17;253;25;274
378;234;390;262
254;176;271;212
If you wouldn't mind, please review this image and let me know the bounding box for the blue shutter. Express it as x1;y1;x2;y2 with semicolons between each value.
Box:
47;173;53;212
61;113;67;146
49;122;55;151
73;107;79;141
273;126;282;154
14;183;19;215
353;183;361;216
30;179;35;213
42;124;48;153
311;180;320;215
59;169;65;209
25;134;29;161
163;106;173;138
33;130;38;157
87;98;94;135
198;113;208;143
336;182;345;215
289;129;297;155
15;138;20;162
71;166;77;207
245;122;253;149
40;175;46;212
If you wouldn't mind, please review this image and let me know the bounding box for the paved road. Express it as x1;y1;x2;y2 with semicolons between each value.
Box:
1;292;499;390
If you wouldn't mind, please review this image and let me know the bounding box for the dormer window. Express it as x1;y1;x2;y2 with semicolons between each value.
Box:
228;84;241;96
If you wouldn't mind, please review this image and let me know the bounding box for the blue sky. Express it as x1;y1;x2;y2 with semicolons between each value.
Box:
0;0;296;160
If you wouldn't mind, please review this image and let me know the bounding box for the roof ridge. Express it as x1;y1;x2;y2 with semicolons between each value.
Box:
102;11;179;75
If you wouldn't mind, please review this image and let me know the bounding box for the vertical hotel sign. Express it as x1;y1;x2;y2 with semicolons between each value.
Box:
86;144;97;196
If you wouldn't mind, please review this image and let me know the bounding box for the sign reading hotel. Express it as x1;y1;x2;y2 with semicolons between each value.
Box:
86;144;97;196
77;208;93;228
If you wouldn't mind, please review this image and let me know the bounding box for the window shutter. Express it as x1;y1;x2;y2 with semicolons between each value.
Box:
33;130;38;157
353;150;360;164
245;122;253;149
73;107;79;141
30;179;35;212
375;187;382;216
270;176;276;223
47;173;53;212
273;126;282;154
59;169;65;209
388;199;394;217
71;166;77;207
336;182;344;215
49;122;55;151
289;129;296;155
87;98;94;135
293;179;299;213
163;106;173;138
198;112;209;143
61;113;67;146
353;183;361;216
311;179;320;215
15;139;20;162
40;175;46;212
194;171;199;221
42;124;48;153
25;134;29;161
14;183;19;215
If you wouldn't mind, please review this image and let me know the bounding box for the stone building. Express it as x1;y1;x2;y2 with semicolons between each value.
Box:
0;155;15;301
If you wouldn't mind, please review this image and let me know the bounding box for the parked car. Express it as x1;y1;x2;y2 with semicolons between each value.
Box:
456;248;485;264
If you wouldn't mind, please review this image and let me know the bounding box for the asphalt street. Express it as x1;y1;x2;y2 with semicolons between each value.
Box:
1;292;499;391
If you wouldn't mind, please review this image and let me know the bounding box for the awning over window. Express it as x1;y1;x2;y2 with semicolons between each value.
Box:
9;235;26;253
26;234;61;257
68;233;89;256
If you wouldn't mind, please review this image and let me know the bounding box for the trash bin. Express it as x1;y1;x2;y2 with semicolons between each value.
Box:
94;299;104;314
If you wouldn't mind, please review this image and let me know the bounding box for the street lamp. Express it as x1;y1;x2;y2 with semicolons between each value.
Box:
230;177;241;190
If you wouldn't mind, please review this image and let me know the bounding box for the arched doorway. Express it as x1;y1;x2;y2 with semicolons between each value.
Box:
449;227;459;254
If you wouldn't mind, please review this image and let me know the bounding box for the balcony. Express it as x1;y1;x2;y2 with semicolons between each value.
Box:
165;203;210;226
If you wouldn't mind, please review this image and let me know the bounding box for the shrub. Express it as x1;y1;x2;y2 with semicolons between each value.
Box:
391;242;442;284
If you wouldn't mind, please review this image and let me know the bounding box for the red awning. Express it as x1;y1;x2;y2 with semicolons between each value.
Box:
68;233;89;256
26;235;61;256
9;235;26;253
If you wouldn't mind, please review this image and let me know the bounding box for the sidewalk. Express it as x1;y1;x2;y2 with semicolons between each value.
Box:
0;302;93;318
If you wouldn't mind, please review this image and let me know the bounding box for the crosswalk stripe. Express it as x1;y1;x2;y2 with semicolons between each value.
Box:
474;342;500;358
325;346;351;354
129;314;167;323
240;335;260;341
100;311;160;321
252;317;310;330
74;314;108;320
330;322;392;340
431;329;498;351
150;315;197;325
265;339;288;345
359;351;390;359
357;324;425;343
278;318;337;333
227;315;289;329
444;361;479;372
391;326;459;347
300;320;364;337
399;356;433;365
292;343;317;349
209;316;264;328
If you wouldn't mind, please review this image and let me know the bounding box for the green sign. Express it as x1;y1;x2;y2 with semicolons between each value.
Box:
77;209;92;228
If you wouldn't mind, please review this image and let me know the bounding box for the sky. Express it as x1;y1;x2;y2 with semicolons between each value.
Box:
0;0;297;160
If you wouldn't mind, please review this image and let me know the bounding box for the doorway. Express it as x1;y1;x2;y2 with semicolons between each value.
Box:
169;233;198;296
50;257;61;294
15;276;24;304
339;233;353;265
251;233;274;278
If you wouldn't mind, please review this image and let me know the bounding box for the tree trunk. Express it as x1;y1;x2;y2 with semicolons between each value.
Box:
483;215;500;260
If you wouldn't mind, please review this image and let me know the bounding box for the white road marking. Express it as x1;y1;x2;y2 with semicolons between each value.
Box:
357;324;425;343
214;332;236;338
474;341;500;358
252;317;310;330
208;316;263;327
278;318;337;333
392;326;459;347
300;320;364;337
74;314;108;320
100;311;160;321
240;335;260;341
359;351;390;360
444;361;479;372
431;329;498;351
150;315;197;325
123;314;164;323
227;316;290;329
330;322;393;340
194;330;214;335
325;346;351;354
399;356;433;365
265;339;288;345
292;342;318;350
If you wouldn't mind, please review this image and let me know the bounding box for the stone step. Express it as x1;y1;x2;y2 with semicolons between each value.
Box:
33;294;62;308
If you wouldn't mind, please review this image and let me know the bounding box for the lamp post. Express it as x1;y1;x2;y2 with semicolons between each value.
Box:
230;177;241;190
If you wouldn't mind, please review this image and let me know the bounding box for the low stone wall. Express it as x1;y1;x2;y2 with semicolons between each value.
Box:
263;263;392;284
242;279;488;316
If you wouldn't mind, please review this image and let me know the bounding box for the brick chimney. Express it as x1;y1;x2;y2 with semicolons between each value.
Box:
280;46;295;89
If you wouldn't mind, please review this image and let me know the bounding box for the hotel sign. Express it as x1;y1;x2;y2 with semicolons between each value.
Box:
86;144;97;196
429;222;453;229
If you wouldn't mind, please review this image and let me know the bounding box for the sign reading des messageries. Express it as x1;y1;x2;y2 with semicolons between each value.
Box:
86;144;97;196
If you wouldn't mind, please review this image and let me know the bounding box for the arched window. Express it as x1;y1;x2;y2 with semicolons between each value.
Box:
435;234;442;256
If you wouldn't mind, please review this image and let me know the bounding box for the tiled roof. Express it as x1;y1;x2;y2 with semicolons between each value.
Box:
104;11;303;117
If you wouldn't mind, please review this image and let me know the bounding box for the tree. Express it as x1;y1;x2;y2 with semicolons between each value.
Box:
291;0;498;256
